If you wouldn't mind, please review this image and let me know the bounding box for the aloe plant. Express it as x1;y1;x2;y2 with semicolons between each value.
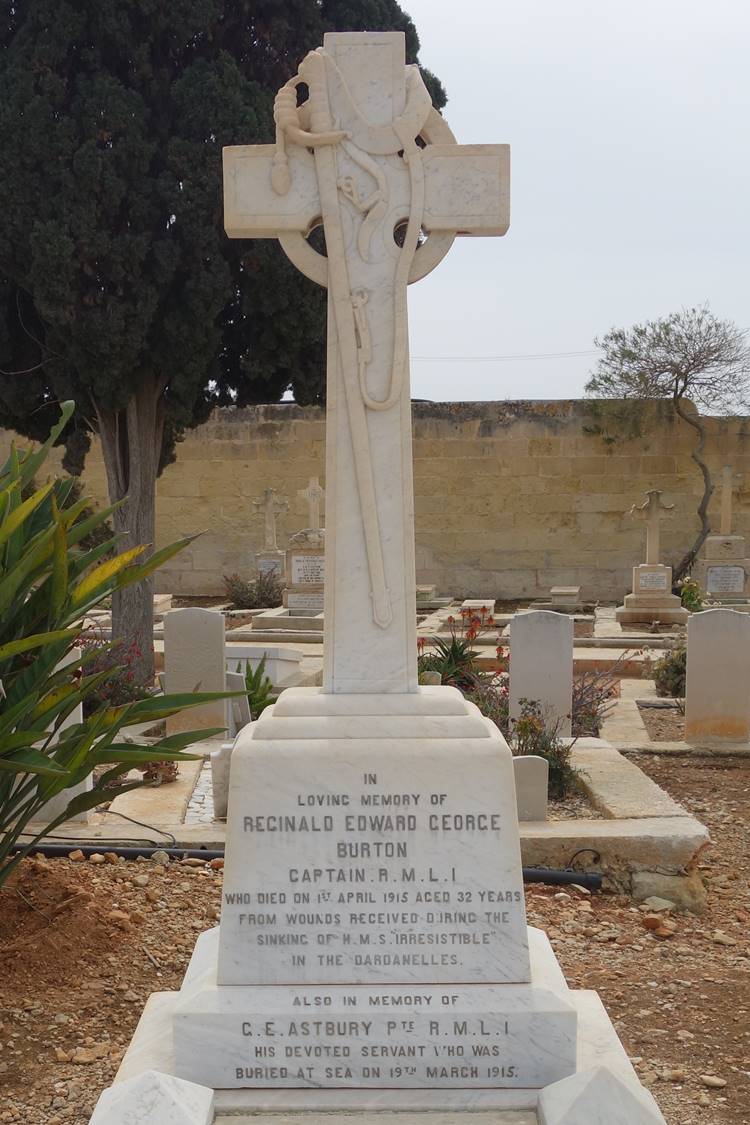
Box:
0;402;231;889
240;656;275;718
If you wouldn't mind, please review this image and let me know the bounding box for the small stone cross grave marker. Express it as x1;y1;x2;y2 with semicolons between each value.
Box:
629;489;674;565
252;487;288;552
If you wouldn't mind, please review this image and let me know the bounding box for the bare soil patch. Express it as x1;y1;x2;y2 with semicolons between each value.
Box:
1;756;748;1124
548;789;603;821
639;701;686;742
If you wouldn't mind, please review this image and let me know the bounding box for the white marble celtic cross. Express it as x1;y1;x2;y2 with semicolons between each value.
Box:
630;489;675;565
224;32;509;692
252;488;288;551
298;476;325;533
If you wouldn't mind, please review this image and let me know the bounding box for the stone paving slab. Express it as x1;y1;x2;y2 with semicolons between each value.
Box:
571;740;685;818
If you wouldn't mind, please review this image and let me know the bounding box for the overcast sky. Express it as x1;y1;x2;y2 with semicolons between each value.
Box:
403;0;750;401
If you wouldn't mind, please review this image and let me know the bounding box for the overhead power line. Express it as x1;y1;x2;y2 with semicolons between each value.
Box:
411;350;600;363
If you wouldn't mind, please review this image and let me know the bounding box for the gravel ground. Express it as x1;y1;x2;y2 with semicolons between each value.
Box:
0;755;748;1124
639;702;686;742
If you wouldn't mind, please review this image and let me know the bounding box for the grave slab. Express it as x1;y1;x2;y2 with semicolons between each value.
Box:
461;598;496;614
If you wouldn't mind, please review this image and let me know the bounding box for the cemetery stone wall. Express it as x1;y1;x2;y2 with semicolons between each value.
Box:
3;399;750;600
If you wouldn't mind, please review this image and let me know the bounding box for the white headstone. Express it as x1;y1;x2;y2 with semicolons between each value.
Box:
225;669;251;736
509;611;573;737
209;742;233;821
163;608;226;736
513;755;549;821
538;1065;667;1124
685;608;750;742
88;1069;214;1125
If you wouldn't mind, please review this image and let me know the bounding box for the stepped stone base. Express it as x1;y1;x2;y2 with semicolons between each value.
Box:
615;564;688;625
116;973;646;1114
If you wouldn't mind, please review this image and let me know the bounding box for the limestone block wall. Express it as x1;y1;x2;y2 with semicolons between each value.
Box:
3;400;750;600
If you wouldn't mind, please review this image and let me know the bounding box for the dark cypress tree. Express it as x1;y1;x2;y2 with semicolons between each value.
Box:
0;1;445;680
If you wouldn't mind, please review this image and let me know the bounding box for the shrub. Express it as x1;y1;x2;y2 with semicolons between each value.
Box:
79;633;146;716
678;576;703;612
0;402;233;890
571;662;624;737
224;571;283;610
464;686;580;800
230;656;275;719
417;608;501;690
652;644;687;698
464;678;509;731
510;699;580;800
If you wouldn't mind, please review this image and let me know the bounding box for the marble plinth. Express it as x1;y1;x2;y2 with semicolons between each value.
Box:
171;686;579;1094
89;1069;214;1124
174;927;575;1091
117;984;643;1114
615;566;688;625
112;684;667;1118
693;550;750;600
702;534;747;561
538;1065;666;1123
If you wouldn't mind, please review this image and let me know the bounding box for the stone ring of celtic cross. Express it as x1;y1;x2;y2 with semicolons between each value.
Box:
278;107;458;288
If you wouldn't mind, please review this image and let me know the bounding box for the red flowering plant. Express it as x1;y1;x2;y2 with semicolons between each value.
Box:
418;607;504;692
80;631;147;716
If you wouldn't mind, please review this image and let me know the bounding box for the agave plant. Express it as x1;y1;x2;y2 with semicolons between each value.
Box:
240;655;274;718
0;402;231;889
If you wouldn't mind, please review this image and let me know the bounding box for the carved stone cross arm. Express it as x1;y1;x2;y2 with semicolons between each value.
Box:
224;143;509;244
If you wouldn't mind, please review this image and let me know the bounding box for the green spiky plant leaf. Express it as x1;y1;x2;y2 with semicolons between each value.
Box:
0;404;237;889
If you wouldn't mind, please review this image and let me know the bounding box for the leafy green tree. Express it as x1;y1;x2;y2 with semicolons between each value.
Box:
0;0;445;681
586;306;750;580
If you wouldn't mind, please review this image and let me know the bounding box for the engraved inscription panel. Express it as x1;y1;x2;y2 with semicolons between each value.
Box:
707;566;745;594
218;746;529;986
174;981;576;1089
259;557;284;578
286;591;325;612
291;554;326;586
637;571;668;591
